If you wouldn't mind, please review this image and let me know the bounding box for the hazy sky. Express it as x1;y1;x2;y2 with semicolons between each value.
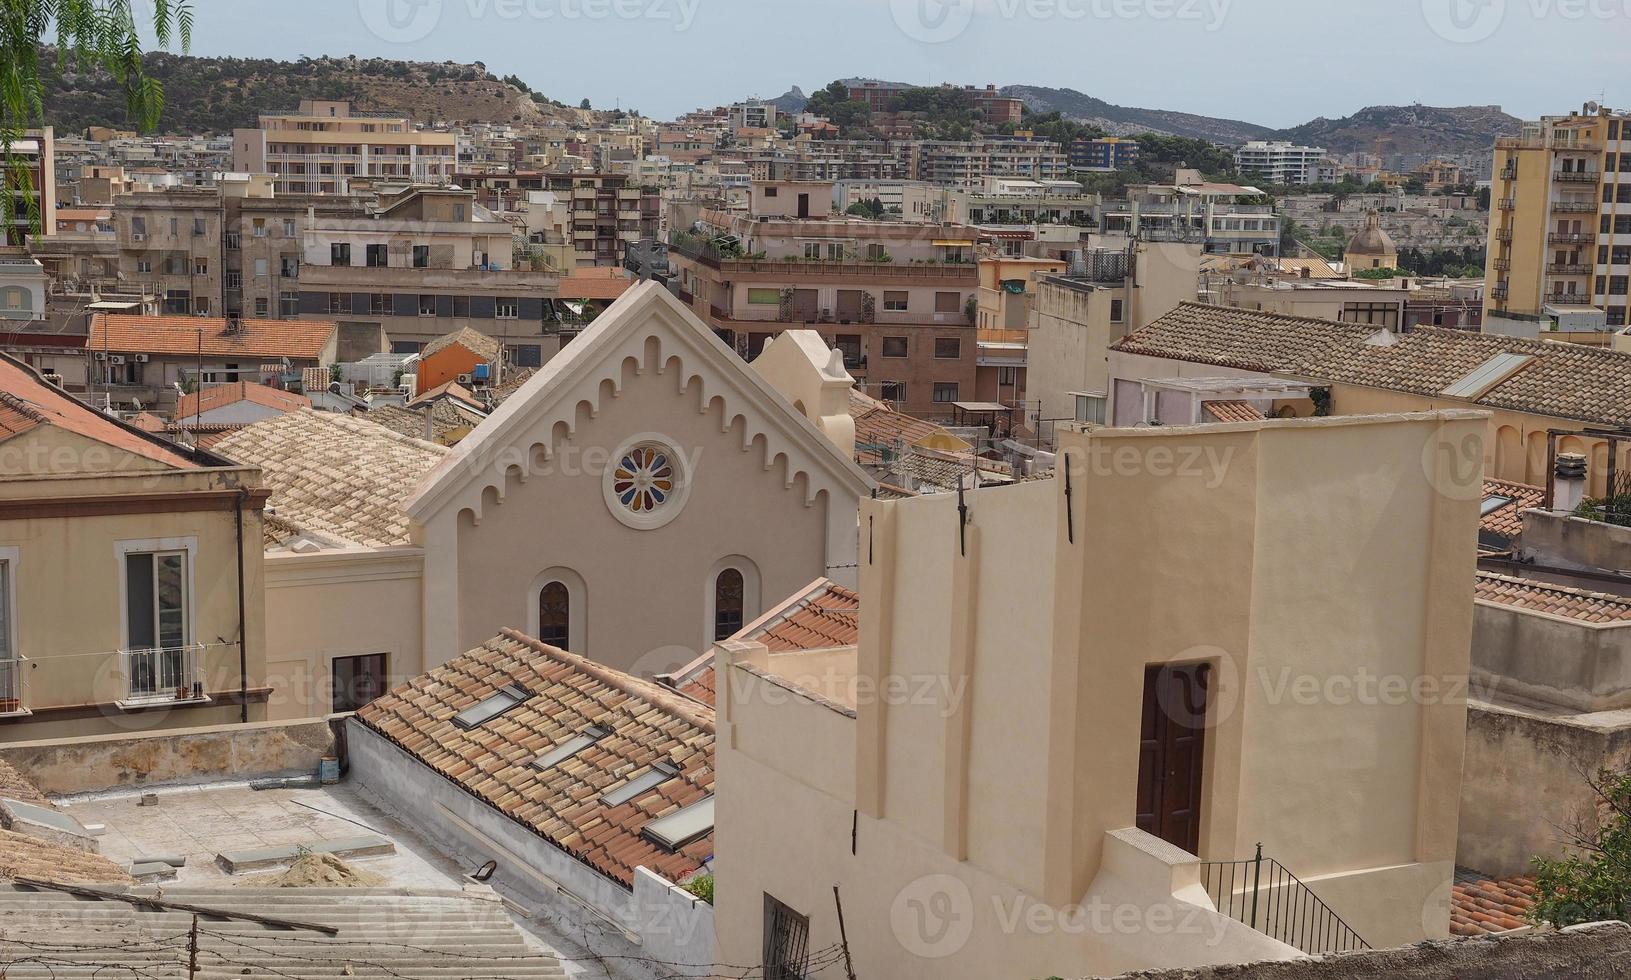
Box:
148;0;1631;126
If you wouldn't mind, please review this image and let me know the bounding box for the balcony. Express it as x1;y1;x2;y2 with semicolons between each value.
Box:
1498;198;1515;210
120;645;207;705
1546;292;1590;305
0;656;27;716
1498;167;1518;181
1549;232;1593;244
1552;200;1597;213
1554;170;1600;183
1548;263;1592;275
1492;258;1511;272
1497;135;1602;153
1492;285;1509;300
1495;228;1513;242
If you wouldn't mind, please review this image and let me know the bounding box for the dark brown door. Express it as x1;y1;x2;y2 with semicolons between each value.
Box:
1136;663;1210;854
797;193;810;218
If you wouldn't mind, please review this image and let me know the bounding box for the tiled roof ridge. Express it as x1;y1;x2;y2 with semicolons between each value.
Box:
0;390;46;424
499;628;716;734
296;407;451;455
1475;570;1631;614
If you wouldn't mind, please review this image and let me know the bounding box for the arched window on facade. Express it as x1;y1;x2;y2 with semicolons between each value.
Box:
714;568;745;641
538;581;571;648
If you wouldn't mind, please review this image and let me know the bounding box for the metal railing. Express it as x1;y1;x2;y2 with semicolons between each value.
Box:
121;645;206;704
1200;845;1369;956
0;655;26;715
1554;170;1600;183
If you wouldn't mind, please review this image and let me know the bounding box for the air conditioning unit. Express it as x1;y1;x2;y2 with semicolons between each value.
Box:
457;373;473;385
94;351;108;360
108;355;126;366
131;233;145;242
133;354;150;363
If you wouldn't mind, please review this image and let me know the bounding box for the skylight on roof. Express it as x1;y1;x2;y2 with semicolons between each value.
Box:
532;725;610;771
1481;494;1517;517
642;796;715;851
602;761;679;807
452;683;532;730
1442;352;1535;400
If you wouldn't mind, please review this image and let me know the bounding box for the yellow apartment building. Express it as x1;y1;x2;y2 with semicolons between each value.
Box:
232;100;458;196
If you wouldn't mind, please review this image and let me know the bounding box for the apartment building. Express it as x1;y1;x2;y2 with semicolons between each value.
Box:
727;99;778;131
1234;140;1330;185
906;137;1070;185
1101;172;1281;256
1070;136;1141;173
667;181;981;419
295;186;563;361
232;100;457;195
1;128;54;247
0;353;271;740
541;172;660;266
114;189;222;315
1485;104;1623;325
715;411;1480;976
222;180;370;323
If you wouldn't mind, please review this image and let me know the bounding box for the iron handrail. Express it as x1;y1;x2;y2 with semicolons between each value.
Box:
1199;843;1369;956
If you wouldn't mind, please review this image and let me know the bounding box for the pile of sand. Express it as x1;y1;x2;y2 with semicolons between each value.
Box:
246;851;384;888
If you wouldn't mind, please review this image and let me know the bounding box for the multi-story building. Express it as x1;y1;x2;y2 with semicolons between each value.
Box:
232;100;458;195
667;181;981;419
0;353;273;739
1100;172;1281;256
114;189;223;315
2;128;55;247
295;186;563;363
1234;140;1329;185
846;80;911;112
907;137;1070;185
541;172;660;267
221;177;370;323
1069;136;1141;173
1485;104;1621;326
727;100;778;131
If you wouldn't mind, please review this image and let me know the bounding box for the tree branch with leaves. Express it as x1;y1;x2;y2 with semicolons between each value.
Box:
2;0;193;240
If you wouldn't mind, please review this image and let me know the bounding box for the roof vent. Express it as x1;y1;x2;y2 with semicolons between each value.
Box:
1363;328;1399;347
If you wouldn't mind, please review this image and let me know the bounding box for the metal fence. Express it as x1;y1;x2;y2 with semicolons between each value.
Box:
1199;844;1369;956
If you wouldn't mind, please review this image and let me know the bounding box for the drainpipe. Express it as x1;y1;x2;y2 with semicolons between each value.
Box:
235;487;249;724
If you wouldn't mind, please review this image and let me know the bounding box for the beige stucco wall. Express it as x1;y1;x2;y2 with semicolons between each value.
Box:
262;547;425;720
1027;278;1124;426
0;453;268;739
717;411;1482;977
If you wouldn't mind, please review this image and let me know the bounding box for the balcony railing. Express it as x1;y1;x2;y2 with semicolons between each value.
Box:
121;645;207;704
1548;264;1592;275
1549;232;1593;244
1200;845;1369;957
1552;201;1597;213
1546;292;1589;305
1498;198;1515;210
1492;258;1511;272
1492;285;1510;300
1554;170;1600;183
0;656;26;716
1495;228;1513;242
1498;166;1518;181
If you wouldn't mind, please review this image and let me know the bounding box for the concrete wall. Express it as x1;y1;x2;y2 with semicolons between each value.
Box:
1473;600;1631;712
346;719;716;979
1519;510;1631;575
1458;700;1631;876
1027;278;1123;431
0;718;334;795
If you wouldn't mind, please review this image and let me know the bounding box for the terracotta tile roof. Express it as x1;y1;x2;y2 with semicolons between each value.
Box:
894;446;1015;493
1113;302;1631;426
88;313;336;360
126;411;167;433
1475;571;1631;624
850;389;944;465
0;760;47;808
557;271;633;302
363;401;482;444
874;483;917;500
1451;867;1537;935
421;326;502;363
1201;399;1266;423
0;354;198;469
744;579;861;653
212;409;448;548
0;829;133;885
355;629;714;889
488;367;538;406
409;380;486;413
1481;478;1545;542
658;652;716;707
173;382;310;421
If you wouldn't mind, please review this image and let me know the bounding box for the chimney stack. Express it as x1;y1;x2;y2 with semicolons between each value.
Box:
1554;452;1589;512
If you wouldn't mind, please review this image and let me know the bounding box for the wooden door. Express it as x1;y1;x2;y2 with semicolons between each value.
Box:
1136;663;1210;854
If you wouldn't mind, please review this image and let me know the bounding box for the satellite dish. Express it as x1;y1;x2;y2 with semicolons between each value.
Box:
1586;101;1601;115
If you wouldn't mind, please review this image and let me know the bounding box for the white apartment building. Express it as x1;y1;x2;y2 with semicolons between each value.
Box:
232;100;457;196
1234;140;1329;185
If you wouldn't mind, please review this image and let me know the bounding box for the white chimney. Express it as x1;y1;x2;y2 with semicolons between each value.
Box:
1554;452;1589;513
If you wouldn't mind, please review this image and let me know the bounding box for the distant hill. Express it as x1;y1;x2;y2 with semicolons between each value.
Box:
769;87;807;115
1268;104;1522;160
998;85;1273;144
38;50;582;135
